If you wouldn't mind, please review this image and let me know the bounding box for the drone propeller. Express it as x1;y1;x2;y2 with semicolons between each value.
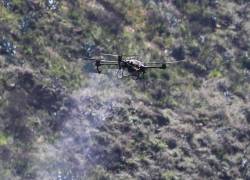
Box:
145;62;165;65
99;61;118;65
164;59;189;64
102;53;139;57
83;57;119;63
143;59;188;69
83;57;106;61
146;59;189;64
101;53;119;57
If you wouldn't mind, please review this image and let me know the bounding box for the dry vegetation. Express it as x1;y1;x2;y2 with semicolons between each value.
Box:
0;0;250;179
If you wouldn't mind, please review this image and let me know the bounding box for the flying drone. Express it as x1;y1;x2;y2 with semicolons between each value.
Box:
84;54;187;79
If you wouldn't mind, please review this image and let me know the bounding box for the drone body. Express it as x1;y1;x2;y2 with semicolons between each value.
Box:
85;54;184;79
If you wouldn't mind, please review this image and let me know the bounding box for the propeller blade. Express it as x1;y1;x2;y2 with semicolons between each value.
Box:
146;59;189;64
164;59;189;64
100;63;118;65
83;57;105;61
102;53;139;57
99;60;118;63
102;53;119;57
143;65;166;69
123;55;139;57
145;62;165;65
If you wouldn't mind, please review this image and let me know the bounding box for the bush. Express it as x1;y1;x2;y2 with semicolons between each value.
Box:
173;0;188;9
209;69;223;78
0;133;8;145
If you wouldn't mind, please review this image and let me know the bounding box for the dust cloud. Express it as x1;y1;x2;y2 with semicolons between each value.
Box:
34;72;133;180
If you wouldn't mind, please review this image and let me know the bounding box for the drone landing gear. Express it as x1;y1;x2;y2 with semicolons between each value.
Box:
117;69;124;79
117;69;132;79
116;68;145;80
95;61;102;73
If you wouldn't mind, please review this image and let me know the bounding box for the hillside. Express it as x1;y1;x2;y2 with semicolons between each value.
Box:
0;0;250;179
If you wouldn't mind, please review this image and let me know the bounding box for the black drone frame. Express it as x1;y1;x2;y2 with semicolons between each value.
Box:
85;54;186;79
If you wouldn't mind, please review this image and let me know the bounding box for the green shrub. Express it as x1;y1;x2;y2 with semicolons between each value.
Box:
150;138;166;152
162;171;177;180
184;3;201;16
209;69;223;78
0;132;8;145
0;6;18;25
12;0;25;7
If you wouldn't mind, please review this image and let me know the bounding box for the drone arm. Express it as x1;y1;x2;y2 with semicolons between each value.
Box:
143;64;166;69
117;69;124;79
99;62;118;65
144;59;188;69
95;61;119;73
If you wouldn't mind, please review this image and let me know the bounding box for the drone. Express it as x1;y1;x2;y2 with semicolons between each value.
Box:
84;54;187;79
